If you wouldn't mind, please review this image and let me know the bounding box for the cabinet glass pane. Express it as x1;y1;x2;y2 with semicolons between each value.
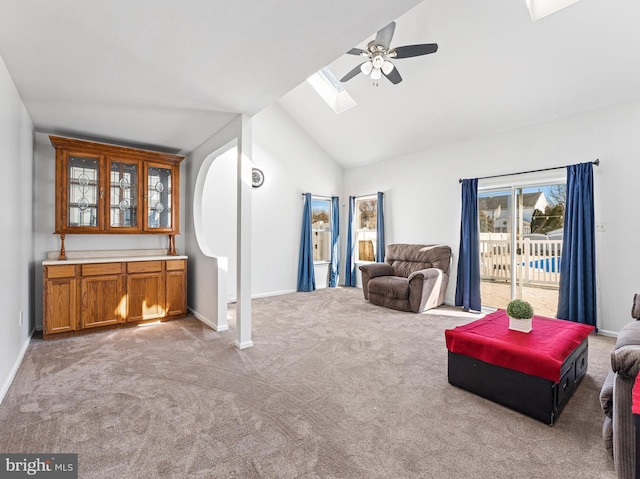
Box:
68;156;99;227
110;161;138;227
147;166;172;229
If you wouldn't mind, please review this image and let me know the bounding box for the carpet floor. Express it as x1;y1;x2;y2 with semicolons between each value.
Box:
0;287;617;478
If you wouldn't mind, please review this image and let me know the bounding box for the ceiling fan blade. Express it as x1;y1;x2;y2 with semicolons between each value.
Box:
374;21;396;50
392;43;438;59
340;63;365;82
383;66;402;84
347;48;366;56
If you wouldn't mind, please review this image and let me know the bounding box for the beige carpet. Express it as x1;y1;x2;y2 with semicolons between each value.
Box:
0;287;617;478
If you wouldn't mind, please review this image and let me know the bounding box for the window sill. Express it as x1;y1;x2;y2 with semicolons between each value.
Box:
314;261;331;265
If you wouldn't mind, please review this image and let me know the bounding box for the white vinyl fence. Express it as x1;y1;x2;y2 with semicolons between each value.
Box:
480;237;562;286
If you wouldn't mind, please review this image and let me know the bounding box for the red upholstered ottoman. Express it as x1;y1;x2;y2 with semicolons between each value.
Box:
445;310;594;425
633;377;640;478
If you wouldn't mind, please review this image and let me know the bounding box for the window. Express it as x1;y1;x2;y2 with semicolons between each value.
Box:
525;0;580;22
356;195;377;262
307;67;357;114
311;198;331;262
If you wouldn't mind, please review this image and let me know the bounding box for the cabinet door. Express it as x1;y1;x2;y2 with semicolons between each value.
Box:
127;272;166;322
61;153;103;232
80;275;125;328
144;162;176;232
166;268;186;318
44;277;78;335
108;158;141;232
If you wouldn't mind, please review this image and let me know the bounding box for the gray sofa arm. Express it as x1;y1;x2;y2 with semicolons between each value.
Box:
611;345;640;380
359;263;393;300
600;369;615;418
407;268;448;313
633;293;640;319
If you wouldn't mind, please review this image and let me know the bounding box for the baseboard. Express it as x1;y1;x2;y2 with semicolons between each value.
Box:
228;289;298;303
235;340;254;349
189;308;229;332
597;329;617;338
0;329;34;405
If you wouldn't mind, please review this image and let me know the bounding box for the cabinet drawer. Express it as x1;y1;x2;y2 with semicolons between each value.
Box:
556;366;575;407
166;260;186;271
81;263;123;276
127;261;162;273
574;348;588;381
45;264;76;279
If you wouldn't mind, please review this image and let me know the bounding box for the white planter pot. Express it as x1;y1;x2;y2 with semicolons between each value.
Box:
509;316;532;333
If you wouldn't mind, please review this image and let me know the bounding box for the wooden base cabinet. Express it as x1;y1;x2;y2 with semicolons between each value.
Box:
43;258;187;339
166;259;187;318
43;265;78;335
79;262;125;329
126;261;165;322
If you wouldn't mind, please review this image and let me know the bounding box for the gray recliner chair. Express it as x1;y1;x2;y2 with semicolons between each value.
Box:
600;294;640;479
359;244;451;313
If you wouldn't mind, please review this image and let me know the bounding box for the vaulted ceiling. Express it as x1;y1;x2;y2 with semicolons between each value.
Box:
0;0;420;154
1;1;639;167
279;0;640;167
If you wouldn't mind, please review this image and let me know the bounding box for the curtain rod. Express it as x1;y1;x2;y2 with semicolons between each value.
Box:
353;193;380;199
458;159;600;183
301;193;334;199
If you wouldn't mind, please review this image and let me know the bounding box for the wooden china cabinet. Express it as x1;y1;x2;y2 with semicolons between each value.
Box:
43;136;187;339
51;136;182;249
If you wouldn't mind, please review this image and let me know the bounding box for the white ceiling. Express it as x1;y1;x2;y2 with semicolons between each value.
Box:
0;0;421;154
2;1;640;166
279;0;640;168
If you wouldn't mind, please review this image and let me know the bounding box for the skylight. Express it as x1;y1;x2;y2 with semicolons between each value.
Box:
526;0;581;22
307;68;357;114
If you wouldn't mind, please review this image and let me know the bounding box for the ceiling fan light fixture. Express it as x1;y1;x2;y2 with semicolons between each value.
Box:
341;20;438;86
381;61;394;75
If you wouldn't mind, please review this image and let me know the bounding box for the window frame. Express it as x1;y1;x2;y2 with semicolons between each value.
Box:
311;196;332;264
355;194;378;263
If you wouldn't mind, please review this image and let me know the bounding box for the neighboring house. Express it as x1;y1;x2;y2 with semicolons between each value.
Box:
479;192;548;234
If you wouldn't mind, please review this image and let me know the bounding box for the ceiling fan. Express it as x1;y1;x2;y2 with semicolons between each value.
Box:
340;21;438;85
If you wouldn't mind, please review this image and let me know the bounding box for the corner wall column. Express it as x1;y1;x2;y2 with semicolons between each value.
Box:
235;114;253;349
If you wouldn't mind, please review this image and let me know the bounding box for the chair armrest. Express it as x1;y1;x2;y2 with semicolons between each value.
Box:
611;345;640;379
358;263;393;300
359;263;393;278
408;268;442;282
407;268;448;313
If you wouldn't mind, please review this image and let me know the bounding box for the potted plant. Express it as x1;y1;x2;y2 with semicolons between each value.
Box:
506;299;534;333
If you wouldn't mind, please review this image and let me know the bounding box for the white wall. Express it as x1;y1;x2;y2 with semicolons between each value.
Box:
251;104;343;296
0;53;34;402
201;148;237;301
32;133;187;330
185;116;242;328
344;99;640;334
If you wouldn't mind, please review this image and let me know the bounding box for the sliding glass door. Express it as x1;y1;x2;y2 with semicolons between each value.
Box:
479;183;565;318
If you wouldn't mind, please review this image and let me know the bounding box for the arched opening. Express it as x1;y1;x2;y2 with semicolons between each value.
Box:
193;142;238;303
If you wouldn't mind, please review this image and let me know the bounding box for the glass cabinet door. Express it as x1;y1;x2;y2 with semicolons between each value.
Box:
68;155;100;228
146;164;172;230
109;160;139;229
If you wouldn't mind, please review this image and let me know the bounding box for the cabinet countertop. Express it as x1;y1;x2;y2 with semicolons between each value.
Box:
43;255;188;266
